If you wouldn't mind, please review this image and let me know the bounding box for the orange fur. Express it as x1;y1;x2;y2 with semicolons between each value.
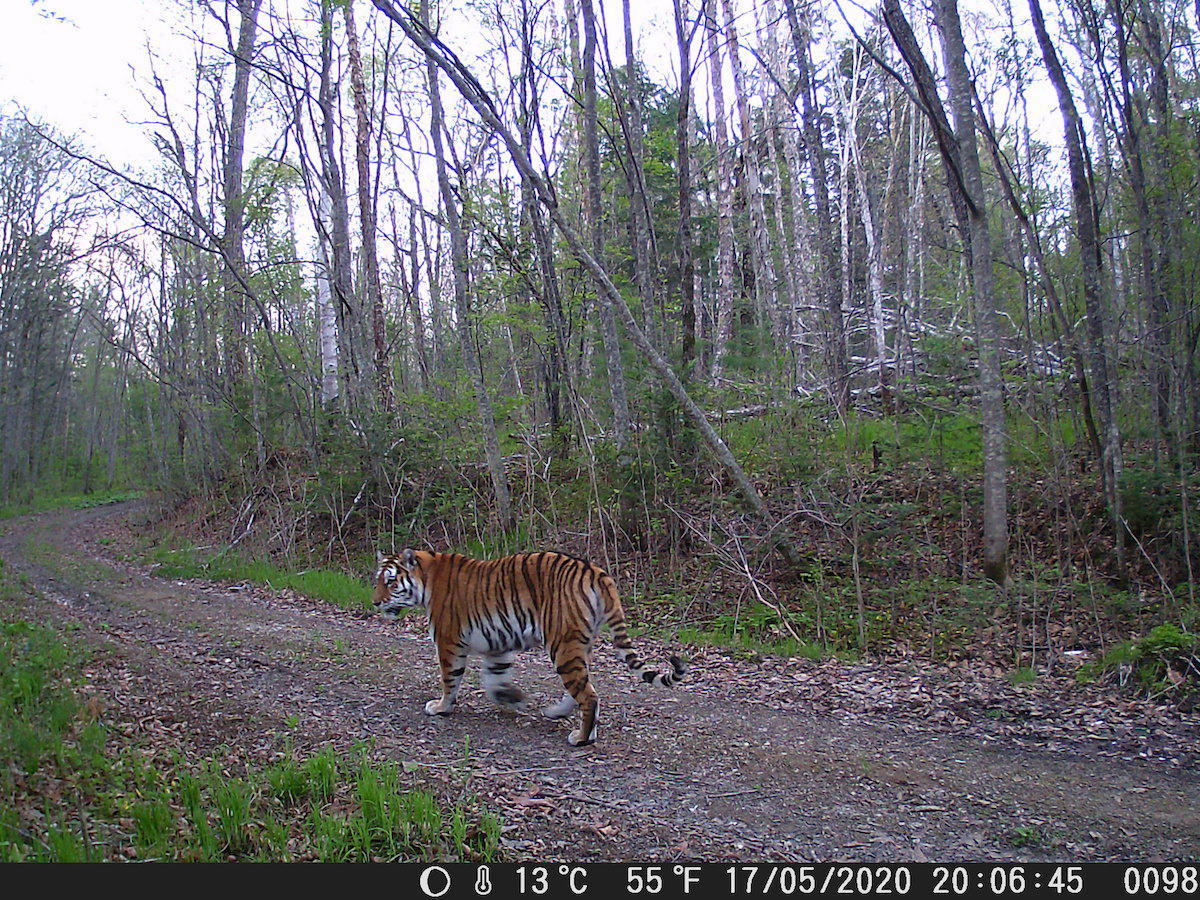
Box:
373;549;685;746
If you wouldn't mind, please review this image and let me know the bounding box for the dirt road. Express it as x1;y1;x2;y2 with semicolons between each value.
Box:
1;502;1197;862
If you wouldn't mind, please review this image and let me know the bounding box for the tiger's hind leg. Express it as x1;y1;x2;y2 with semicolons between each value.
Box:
482;651;528;711
542;692;577;719
551;644;599;746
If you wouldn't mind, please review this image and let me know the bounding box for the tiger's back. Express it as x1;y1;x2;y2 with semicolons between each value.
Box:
373;548;685;746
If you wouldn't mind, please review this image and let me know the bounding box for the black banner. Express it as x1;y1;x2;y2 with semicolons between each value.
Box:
393;863;1197;899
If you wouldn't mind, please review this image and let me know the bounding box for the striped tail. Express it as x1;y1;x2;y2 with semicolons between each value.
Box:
606;603;687;687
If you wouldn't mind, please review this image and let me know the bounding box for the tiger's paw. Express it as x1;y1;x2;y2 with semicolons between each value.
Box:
424;699;454;716
489;685;529;711
567;728;596;747
542;695;577;719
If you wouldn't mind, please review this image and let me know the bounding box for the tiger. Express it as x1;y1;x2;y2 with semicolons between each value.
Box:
372;548;686;746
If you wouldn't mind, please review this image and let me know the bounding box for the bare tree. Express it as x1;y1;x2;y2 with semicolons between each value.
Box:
420;0;514;530
719;0;782;346
372;0;804;566
783;0;849;411
674;0;699;372
1028;0;1125;576
580;0;632;452
344;0;395;415
703;0;736;381
884;0;1009;585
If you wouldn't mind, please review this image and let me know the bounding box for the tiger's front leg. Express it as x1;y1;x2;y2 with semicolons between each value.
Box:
483;650;529;710
426;643;468;716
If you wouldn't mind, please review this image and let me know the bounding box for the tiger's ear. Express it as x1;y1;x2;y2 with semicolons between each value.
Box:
403;548;417;568
376;550;386;566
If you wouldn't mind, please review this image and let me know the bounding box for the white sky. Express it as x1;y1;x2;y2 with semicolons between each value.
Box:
0;0;680;171
0;0;1060;178
0;0;193;167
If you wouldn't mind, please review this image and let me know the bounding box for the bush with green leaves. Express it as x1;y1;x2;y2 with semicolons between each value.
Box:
1078;623;1199;701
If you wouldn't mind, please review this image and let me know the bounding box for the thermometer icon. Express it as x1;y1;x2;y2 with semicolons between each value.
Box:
475;865;493;896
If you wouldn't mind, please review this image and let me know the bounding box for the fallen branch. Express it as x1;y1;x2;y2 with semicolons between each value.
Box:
371;0;801;569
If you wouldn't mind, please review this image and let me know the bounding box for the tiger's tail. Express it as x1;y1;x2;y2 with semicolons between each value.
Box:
599;574;687;687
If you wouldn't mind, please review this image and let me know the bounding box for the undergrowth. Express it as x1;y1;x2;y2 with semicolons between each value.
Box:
144;543;372;612
0;564;499;862
1077;623;1200;704
68;394;1200;689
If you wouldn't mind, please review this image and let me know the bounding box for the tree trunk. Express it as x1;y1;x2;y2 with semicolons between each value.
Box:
674;0;698;373
885;0;1009;585
621;0;660;349
343;0;394;416
703;0;736;381
834;45;888;387
580;0;632;452
1028;0;1125;577
220;0;262;388
220;0;264;468
316;185;340;409
374;0;804;567
783;0;849;411
421;0;514;530
515;3;572;445
936;0;1008;586
719;0;782;347
317;1;361;415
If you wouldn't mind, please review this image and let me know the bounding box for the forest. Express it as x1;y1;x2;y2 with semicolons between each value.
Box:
2;0;1198;691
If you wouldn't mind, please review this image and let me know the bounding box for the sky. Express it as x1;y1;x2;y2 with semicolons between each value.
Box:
0;0;1061;180
0;0;680;171
0;0;193;167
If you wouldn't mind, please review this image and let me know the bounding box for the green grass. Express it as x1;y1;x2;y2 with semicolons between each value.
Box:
677;602;828;660
1076;623;1199;700
0;489;143;521
0;572;501;861
1008;666;1038;685
146;544;372;612
0;619;84;777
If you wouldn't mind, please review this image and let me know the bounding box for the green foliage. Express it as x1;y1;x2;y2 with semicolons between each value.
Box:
1077;623;1199;700
0;620;83;777
1008;666;1037;685
678;602;827;660
1120;461;1200;547
132;798;177;859
213;776;256;854
459;524;532;560
1010;825;1044;849
0;489;143;521
146;543;372;612
0;603;503;862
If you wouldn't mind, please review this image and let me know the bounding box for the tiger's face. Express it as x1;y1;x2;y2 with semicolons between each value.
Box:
373;549;426;618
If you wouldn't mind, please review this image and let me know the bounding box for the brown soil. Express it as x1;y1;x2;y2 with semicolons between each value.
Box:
1;501;1197;862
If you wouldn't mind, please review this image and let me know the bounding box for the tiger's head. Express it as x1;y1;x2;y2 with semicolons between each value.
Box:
373;549;427;618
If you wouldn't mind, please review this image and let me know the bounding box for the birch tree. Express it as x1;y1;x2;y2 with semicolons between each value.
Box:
703;0;736;381
783;0;849;411
372;0;803;565
719;0;782;346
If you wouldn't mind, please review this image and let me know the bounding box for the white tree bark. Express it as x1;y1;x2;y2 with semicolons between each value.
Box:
372;0;803;566
719;0;783;345
316;186;339;409
703;0;736;381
